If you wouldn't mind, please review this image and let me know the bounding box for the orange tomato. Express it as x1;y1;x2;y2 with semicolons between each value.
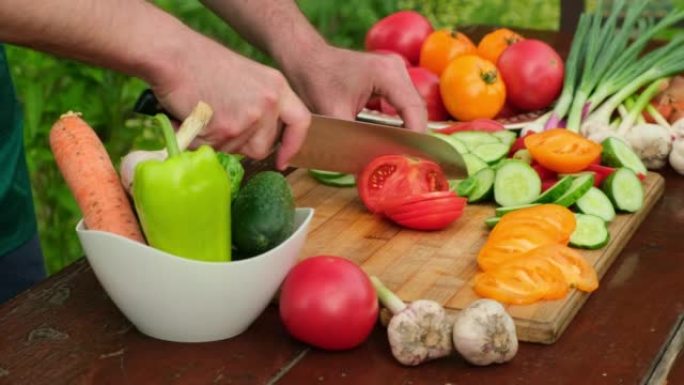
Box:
498;204;577;243
524;129;603;173
477;28;524;65
440;55;506;121
474;256;568;305
522;244;599;292
419;28;476;76
478;226;557;270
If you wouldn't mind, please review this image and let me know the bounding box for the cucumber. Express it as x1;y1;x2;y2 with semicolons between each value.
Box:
575;187;616;222
601;137;648;176
232;171;296;258
602;167;644;212
455;177;477;197
494;203;541;217
484;216;501;229
534;175;574;204
512;149;532;164
492;130;517;147
462;153;490;176
451;131;500;152
493;160;541;207
553;173;594;207
431;133;469;154
570;213;610;249
472;142;510;164
309;169;356;187
467;167;496;203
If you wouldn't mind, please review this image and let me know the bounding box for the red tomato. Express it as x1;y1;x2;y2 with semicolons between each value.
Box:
383;191;467;231
584;164;616;187
365;11;434;65
497;39;564;111
279;256;379;351
433;118;504;134
380;67;450;121
357;155;449;214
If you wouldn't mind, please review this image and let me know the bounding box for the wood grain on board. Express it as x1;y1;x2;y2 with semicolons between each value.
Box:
289;168;665;344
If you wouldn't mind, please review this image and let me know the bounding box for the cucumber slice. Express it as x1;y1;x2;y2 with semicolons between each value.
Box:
462;154;490;176
468;167;496;203
601;137;647;176
484;216;501;229
309;169;356;187
472;142;510;164
602;167;643;212
448;179;463;192
431;133;469;154
534;175;574;204
512;149;532;164
575;187;616;222
451;131;500;152
495;203;541;217
455;177;477;197
553;173;594;207
492;130;517;147
570;213;610;249
494;160;542;207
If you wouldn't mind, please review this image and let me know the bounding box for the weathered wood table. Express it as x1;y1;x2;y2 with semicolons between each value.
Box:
1;27;683;385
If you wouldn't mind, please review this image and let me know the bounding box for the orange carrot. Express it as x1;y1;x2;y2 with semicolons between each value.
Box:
49;111;145;243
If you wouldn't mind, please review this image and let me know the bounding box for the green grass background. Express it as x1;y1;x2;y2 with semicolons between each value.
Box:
4;0;667;274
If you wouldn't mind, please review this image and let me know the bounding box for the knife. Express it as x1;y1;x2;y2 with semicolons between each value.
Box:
133;89;467;178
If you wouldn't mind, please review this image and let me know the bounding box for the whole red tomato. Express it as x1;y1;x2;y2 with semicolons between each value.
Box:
380;67;450;121
365;11;433;65
497;39;564;111
357;155;449;214
279;256;379;351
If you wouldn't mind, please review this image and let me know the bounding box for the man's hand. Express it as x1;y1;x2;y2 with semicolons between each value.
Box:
280;46;428;132
149;37;311;170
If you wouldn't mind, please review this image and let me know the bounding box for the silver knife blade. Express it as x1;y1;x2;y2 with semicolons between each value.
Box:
289;114;467;179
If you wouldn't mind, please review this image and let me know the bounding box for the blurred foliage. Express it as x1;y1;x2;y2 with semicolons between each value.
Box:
6;0;560;275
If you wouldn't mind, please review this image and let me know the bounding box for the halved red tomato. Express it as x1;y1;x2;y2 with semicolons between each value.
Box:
383;191;467;231
357;155;449;213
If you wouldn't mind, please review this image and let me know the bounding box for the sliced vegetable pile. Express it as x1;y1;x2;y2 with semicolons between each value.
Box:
362;10;564;121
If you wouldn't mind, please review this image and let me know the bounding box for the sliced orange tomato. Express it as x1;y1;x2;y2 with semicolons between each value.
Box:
524;129;603;173
419;28;476;76
478;226;558;270
474;256;568;305
440;54;506;121
477;28;524;64
522;244;599;292
498;204;577;243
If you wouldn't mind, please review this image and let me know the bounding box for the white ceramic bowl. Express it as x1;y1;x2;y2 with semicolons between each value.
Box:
76;207;314;343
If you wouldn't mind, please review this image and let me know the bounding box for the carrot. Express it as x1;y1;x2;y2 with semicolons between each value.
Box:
49;111;145;243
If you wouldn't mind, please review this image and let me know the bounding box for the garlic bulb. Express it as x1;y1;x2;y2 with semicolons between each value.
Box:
452;299;518;366
669;138;684;175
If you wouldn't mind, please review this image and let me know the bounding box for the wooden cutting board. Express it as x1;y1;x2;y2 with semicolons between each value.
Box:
289;168;665;344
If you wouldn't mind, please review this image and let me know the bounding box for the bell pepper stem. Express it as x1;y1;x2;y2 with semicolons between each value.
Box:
155;113;181;158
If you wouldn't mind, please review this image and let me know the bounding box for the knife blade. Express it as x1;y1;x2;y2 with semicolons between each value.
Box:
290;114;467;179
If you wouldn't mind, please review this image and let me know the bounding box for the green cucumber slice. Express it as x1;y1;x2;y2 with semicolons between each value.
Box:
491;130;517;147
451;131;500;152
512;149;532;164
484;216;501;229
575;187;616;222
309;169;356;187
494;160;542;207
462;153;489;176
495;203;541;217
601;137;647;176
472;142;510;164
431;133;469;154
455;177;477;197
602;167;644;212
570;213;610;249
534;175;574;204
468;167;496;203
553;173;594;207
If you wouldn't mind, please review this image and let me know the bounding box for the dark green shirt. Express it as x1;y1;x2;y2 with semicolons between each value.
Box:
0;45;37;256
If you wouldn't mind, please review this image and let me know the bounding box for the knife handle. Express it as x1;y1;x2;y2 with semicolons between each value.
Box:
133;89;171;117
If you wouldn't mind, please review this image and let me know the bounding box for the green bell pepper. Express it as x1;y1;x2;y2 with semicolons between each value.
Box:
133;114;231;262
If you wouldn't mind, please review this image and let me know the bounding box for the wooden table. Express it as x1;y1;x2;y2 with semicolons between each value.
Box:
2;28;684;385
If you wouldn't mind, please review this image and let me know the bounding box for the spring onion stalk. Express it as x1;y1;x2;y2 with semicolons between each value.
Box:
646;103;672;129
617;79;669;134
